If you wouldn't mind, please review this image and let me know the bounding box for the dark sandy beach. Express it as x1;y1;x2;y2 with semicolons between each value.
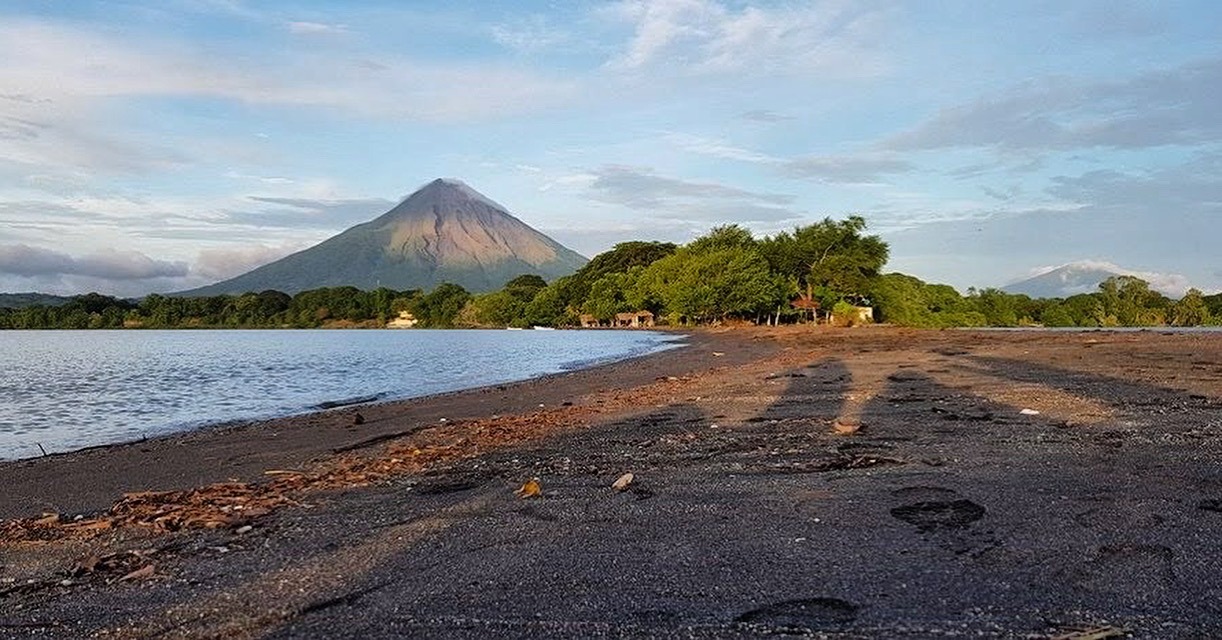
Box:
2;327;1221;638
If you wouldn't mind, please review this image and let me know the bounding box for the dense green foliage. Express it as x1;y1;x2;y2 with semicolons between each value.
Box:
759;215;889;307
558;240;677;305
0;287;428;329
2;216;1217;330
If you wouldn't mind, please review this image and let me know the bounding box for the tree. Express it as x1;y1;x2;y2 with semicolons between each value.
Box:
639;245;784;324
523;280;573;327
412;283;471;328
562;241;677;306
1096;276;1166;326
1204;292;1222;319
760;216;889;307
685;224;756;253
583;271;637;321
461;291;524;327
1039;302;1077;327
1171;288;1211;326
503;274;548;301
968;288;1020;327
869;273;933;326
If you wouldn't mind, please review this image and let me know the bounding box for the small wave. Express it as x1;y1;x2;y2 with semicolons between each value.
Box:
556;338;686;372
314;394;385;410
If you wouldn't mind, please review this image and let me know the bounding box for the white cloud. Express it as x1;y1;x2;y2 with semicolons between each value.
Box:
0;244;187;280
224;171;295;185
232;196;393;229
781;153;914;184
886;58;1222;153
0;17;578;130
739;109;793;123
604;0;890;77
664;133;777;164
286;21;349;36
581;165;800;224
193;244;305;281
490;15;572;53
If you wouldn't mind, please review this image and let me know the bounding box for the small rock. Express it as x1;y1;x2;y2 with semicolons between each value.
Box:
234;525;253;535
833;419;862;435
352;412;365;426
119;564;155;582
612;473;635;491
1020;408;1041;416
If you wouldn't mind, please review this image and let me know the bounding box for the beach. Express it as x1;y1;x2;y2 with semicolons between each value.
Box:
2;326;1221;638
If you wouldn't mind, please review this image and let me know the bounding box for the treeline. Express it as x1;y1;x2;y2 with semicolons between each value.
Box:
459;218;888;328
873;273;1221;328
457;221;1221;329
0;288;440;330
2;217;1220;329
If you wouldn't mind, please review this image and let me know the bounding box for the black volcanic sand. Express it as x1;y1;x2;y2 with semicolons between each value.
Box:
2;327;1222;639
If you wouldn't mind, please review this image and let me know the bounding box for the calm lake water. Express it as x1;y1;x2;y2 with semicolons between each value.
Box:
0;329;686;461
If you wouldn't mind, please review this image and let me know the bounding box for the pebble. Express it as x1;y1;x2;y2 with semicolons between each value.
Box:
612;473;635;491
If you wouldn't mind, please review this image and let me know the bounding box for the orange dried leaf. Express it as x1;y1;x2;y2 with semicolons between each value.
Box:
515;478;542;499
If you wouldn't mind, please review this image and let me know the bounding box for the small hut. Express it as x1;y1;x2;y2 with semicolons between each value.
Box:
614;310;655;328
579;314;600;328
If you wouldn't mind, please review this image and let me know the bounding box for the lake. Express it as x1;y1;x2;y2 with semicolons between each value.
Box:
0;329;686;461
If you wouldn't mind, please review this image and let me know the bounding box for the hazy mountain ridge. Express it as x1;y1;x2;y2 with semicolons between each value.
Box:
178;179;587;296
0;292;74;309
1003;261;1193;298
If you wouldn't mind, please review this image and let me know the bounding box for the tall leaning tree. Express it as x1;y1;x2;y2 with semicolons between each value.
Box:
760;215;890;308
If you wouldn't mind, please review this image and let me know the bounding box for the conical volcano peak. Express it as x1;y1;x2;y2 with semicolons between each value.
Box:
402;177;508;213
176;178;587;296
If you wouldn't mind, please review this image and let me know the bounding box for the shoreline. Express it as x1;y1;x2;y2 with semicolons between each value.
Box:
0;328;690;465
0;327;761;521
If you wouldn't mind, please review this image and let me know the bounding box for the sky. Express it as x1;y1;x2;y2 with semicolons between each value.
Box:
1;0;1220;297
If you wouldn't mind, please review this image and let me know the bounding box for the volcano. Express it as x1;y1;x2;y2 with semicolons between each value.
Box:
180;179;587;295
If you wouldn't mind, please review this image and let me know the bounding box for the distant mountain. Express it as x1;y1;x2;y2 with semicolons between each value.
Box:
178;179;588;296
1002;261;1190;298
0;292;73;309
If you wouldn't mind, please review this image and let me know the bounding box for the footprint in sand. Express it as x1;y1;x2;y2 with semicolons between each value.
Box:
736;597;859;631
889;486;994;555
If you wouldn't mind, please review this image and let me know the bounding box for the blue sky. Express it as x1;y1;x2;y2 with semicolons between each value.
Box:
1;0;1219;297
